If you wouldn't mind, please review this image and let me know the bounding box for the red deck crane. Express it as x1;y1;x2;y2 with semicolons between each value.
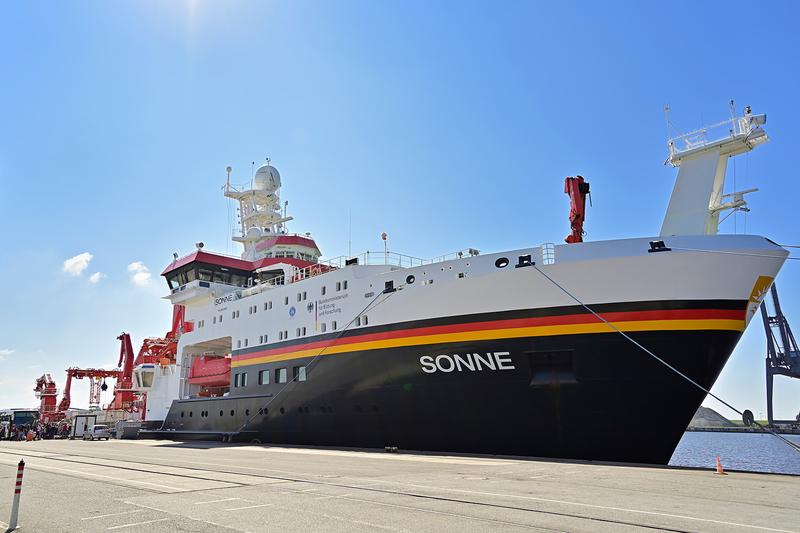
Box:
564;175;591;243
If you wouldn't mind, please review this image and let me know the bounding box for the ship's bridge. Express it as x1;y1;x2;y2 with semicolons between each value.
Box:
161;248;322;306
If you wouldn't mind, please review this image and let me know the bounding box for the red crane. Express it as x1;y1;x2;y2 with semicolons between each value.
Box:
33;374;61;423
37;304;188;420
564;175;591;244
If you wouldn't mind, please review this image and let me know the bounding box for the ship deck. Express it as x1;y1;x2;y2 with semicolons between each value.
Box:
0;439;796;532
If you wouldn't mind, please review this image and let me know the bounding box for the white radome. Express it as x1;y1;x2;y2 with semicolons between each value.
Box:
254;164;281;192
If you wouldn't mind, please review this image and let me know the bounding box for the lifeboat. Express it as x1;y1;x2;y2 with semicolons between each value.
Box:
188;355;231;388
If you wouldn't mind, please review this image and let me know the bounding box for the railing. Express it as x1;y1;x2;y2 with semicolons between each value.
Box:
667;110;766;161
323;248;479;269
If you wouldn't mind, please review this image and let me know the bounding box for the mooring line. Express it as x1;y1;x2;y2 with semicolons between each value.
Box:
531;263;800;455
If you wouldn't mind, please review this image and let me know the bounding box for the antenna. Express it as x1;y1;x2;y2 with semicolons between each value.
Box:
664;104;671;142
348;210;352;257
225;165;232;188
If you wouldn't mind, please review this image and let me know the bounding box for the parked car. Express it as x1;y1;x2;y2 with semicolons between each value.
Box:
83;425;110;441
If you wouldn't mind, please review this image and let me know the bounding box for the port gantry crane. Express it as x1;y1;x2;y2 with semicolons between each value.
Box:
761;284;800;426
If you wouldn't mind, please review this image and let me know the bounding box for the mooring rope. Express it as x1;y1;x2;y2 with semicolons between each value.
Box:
531;263;800;455
232;283;403;436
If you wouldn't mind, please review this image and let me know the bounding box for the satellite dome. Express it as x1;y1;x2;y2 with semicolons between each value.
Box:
254;164;281;192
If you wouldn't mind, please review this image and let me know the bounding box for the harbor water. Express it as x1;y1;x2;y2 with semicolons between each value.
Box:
669;431;800;475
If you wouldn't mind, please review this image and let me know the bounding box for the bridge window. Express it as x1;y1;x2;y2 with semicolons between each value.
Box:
241;372;248;387
259;370;269;385
293;366;307;382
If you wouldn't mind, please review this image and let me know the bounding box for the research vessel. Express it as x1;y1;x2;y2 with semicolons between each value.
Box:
137;106;788;464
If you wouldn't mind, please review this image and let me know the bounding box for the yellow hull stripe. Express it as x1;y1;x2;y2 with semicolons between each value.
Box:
231;318;744;368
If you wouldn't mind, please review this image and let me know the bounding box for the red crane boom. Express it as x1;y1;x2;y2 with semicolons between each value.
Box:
564;175;591;244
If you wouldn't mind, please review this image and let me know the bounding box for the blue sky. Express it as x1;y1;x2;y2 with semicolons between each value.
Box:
1;1;798;419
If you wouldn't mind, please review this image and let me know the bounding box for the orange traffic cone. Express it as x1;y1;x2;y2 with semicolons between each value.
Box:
715;456;727;475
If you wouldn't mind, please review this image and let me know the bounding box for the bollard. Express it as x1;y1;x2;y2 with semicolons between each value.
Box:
9;459;24;530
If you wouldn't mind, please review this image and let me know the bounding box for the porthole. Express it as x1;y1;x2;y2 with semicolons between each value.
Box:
219;410;224;417
264;408;269;415
406;275;415;284
279;407;285;414
258;408;263;415
245;409;250;416
230;410;235;416
189;412;193;418
495;257;510;268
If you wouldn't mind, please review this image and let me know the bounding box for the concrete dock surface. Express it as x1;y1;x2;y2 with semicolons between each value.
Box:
0;439;796;532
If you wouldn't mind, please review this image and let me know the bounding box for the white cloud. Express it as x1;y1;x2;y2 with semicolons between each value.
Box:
89;272;105;284
0;348;14;361
62;252;93;276
128;261;151;286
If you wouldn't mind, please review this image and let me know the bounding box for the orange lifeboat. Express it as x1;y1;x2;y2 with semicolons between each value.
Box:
188;355;231;388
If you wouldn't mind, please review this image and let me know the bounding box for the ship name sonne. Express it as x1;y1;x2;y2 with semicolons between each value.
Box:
420;352;514;373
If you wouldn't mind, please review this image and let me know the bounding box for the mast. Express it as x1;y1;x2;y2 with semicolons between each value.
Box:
660;104;768;236
224;162;294;260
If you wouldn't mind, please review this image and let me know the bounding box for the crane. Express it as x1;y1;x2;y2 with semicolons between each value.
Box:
761;283;800;426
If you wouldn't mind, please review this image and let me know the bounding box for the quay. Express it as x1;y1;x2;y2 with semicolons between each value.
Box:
0;439;797;532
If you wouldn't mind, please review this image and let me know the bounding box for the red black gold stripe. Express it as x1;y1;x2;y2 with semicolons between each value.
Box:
231;302;746;368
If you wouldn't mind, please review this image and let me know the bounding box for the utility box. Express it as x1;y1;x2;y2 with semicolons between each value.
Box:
70;414;97;440
114;420;141;439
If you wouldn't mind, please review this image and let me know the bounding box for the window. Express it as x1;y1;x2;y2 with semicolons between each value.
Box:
332;320;337;330
302;291;307;301
297;293;302;302
296;327;301;337
213;316;217;324
237;340;242;349
336;282;341;291
276;367;288;384
293;366;307;382
259;335;263;343
343;280;348;290
259;370;269;385
321;322;327;333
283;330;288;339
278;331;284;341
234;373;240;387
241;372;248;387
264;301;272;311
284;296;289;305
244;338;249;347
321;286;326;296
219;314;223;323
363;315;368;326
356;316;361;327
302;326;307;336
262;334;268;344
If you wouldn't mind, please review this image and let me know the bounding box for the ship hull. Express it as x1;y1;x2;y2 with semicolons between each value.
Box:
153;310;742;464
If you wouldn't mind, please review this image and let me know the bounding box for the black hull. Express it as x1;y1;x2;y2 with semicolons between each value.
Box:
151;328;740;464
